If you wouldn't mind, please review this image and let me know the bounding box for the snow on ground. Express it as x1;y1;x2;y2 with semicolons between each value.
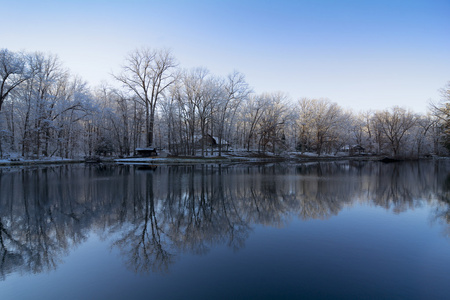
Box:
0;150;390;166
0;156;83;166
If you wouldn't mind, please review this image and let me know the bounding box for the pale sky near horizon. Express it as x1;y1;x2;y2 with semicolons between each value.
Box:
2;0;449;113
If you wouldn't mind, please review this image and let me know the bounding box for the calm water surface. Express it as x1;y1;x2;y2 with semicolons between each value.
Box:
0;161;449;299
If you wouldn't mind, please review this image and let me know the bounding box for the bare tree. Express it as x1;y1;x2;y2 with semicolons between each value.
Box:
160;82;184;155
114;48;177;147
257;92;291;154
241;95;268;151
430;82;450;152
178;68;211;155
411;114;435;157
297;98;346;155
0;49;30;157
0;52;93;159
196;74;222;156
0;49;30;112
374;106;417;157
215;71;251;155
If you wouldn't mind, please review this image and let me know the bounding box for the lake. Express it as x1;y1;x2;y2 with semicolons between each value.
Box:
0;160;449;299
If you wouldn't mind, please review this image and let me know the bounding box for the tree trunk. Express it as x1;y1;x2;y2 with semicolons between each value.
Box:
0;111;4;158
148;112;155;147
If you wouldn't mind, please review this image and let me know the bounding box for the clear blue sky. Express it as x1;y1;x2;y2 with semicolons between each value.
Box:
2;0;449;113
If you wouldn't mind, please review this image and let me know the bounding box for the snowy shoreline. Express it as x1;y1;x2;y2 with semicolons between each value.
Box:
0;154;431;167
0;158;85;166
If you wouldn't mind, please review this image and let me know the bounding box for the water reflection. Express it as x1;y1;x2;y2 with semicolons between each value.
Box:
0;161;449;277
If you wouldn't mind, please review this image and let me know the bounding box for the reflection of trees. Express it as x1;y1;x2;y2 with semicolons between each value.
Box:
364;161;448;215
164;166;250;255
432;202;450;238
113;202;175;273
0;160;449;277
112;172;175;274
432;171;450;237
440;173;450;203
0;166;89;279
370;163;420;213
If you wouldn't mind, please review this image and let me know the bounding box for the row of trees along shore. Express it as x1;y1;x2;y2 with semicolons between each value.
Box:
0;47;449;159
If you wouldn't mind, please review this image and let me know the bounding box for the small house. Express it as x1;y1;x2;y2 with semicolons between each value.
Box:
135;148;158;157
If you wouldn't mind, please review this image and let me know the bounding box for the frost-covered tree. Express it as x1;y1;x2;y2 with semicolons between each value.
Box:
430;82;450;153
160;82;184;155
1;52;93;158
0;49;30;112
114;48;177;148
256;92;291;154
214;71;251;155
240;94;269;151
0;49;30;157
168;68;224;156
162;69;250;156
373;106;417;157
297;98;347;155
348;112;371;153
408;114;435;157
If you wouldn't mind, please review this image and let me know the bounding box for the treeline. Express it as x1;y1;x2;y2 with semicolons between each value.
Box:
0;48;449;159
